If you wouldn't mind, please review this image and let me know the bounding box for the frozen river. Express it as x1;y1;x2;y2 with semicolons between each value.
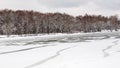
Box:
0;31;120;68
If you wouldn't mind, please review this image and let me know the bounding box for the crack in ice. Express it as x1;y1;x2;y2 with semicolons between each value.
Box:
102;40;119;57
0;45;56;55
25;45;78;68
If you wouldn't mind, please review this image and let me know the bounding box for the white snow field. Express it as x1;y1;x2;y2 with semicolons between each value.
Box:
0;31;120;68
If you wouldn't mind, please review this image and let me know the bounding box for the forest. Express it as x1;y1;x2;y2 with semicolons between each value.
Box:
0;9;120;36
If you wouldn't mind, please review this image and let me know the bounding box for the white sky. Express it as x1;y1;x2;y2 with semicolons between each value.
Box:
0;0;120;16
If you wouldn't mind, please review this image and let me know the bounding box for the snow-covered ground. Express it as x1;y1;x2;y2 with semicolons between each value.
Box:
0;31;120;68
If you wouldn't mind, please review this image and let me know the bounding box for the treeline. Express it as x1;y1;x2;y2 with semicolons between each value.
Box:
0;9;120;36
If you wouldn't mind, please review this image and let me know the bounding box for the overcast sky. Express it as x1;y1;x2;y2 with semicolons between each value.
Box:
0;0;120;16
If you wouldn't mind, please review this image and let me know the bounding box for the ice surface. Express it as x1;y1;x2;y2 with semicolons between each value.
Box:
0;31;120;68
